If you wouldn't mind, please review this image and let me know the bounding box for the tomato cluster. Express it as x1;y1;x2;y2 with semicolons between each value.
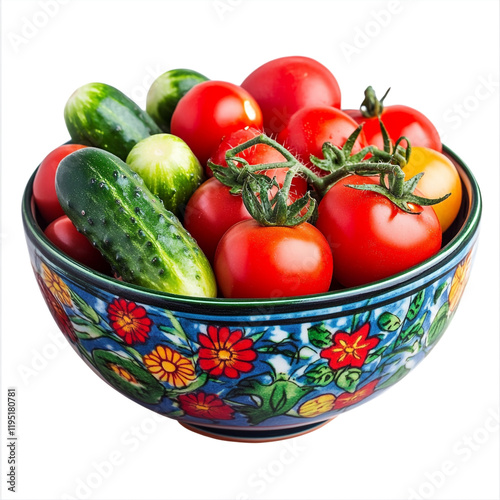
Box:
34;56;463;300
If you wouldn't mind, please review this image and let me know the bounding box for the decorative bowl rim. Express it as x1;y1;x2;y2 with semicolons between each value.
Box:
22;145;482;311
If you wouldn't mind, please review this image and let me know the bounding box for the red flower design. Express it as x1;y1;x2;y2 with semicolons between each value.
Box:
36;273;77;343
107;298;152;345
178;392;234;420
333;379;380;410
198;326;257;378
320;323;380;370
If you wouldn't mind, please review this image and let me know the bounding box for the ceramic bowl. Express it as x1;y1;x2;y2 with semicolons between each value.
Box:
22;145;481;442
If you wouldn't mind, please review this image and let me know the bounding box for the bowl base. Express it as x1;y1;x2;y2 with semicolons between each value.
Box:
179;418;334;443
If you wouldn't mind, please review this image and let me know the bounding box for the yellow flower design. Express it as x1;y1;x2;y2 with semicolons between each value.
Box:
298;394;336;418
143;345;196;388
449;251;473;313
41;263;72;306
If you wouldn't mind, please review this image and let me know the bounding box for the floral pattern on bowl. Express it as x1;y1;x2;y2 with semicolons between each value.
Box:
28;244;475;439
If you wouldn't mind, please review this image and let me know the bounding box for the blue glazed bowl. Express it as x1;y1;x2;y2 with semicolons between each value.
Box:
22;146;481;442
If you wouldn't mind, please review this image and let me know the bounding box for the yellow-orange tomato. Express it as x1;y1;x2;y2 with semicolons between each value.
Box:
403;147;462;232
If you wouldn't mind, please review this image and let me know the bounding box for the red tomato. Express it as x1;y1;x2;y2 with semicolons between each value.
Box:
33;144;87;223
208;126;307;203
344;105;441;151
214;219;334;299
170;81;263;166
315;175;442;288
183;177;252;264
184;171;307;265
241;56;341;135
186;126;308;263
208;126;286;176
44;216;111;274
277;106;368;175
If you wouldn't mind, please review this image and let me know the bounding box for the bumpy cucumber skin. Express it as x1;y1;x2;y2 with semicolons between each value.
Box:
64;83;162;161
55;147;217;298
126;134;204;216
146;69;208;133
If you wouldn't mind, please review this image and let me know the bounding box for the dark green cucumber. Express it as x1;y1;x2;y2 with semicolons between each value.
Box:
64;82;162;161
146;69;208;132
55;147;217;298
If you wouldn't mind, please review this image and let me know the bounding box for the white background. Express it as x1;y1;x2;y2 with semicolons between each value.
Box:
1;0;499;499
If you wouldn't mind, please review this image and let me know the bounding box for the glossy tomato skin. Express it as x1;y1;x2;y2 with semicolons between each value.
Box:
315;175;442;288
183;177;252;264
277;106;368;174
241;56;341;135
345;105;442;152
403;147;462;233
44;215;111;274
208;126;286;176
183;170;307;265
214;220;334;299
186;127;308;263
33;144;87;224
170;81;263;166
208;126;308;199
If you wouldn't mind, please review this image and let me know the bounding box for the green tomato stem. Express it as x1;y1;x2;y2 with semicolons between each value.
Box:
360;86;391;118
225;134;405;197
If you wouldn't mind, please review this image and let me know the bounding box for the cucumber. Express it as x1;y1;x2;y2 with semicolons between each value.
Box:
55;147;217;298
64;82;162;160
146;69;208;132
126;134;204;216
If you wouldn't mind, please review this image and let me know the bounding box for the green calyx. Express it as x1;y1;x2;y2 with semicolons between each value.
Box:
241;171;316;227
347;171;449;214
209;137;317;227
209;121;450;225
360;86;391;118
343;119;450;214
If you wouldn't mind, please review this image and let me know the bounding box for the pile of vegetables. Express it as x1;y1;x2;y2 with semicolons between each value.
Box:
32;56;463;299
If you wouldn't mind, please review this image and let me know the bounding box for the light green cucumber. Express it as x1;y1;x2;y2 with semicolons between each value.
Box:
55;147;216;298
126;134;204;216
64;82;162;160
146;69;208;132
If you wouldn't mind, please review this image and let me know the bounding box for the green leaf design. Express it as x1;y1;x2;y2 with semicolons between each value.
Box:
407;290;425;321
396;312;428;347
257;345;277;354
308;323;333;349
92;349;165;404
165;373;208;397
270;384;289;413
377;312;401;332
426;302;450;347
158;325;192;351
434;282;448;304
248;330;267;344
365;344;389;364
70;316;107;339
70;289;100;324
304;363;336;387
334;367;362;393
377;365;410;391
227;376;312;425
121;345;144;363
163;310;188;342
159;312;194;352
351;310;371;332
257;340;301;362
